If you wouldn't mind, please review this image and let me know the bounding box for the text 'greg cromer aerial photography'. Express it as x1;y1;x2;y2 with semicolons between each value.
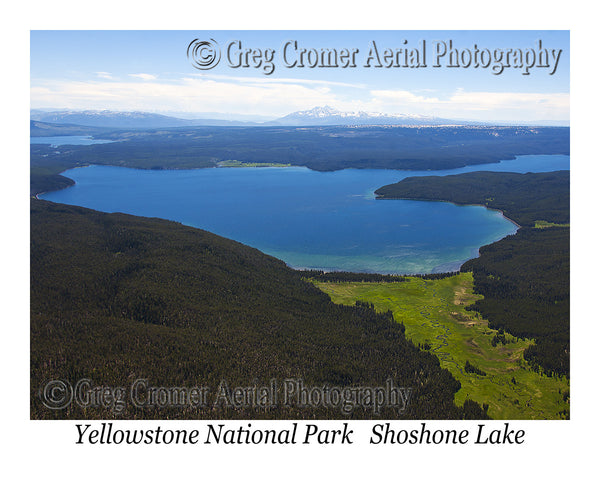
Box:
30;30;569;425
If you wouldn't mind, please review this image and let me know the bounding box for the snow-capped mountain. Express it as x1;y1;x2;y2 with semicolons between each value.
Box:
270;106;474;126
30;107;479;129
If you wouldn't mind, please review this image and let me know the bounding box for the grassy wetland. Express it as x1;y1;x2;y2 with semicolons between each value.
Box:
314;273;569;419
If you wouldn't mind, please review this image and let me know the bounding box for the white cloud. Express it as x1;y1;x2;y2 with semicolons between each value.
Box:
190;73;366;89
128;73;158;81
363;88;570;122
95;72;113;80
31;77;337;115
449;90;569;112
30;76;569;123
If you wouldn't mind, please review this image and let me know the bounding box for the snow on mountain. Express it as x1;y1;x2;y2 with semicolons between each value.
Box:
271;106;473;126
30;107;479;129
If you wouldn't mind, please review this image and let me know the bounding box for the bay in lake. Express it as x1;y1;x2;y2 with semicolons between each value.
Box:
40;154;569;274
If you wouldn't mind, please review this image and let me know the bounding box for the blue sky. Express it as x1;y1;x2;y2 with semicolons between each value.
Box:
30;30;569;123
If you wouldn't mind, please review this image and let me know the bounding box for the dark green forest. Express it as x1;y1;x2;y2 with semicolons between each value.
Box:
30;173;74;196
31;144;86;196
375;170;570;227
30;120;112;137
375;170;570;377
461;228;569;376
30;125;569;418
31;199;489;420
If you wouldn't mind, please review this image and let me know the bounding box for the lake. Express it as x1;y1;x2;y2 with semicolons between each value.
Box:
40;154;570;274
30;135;116;146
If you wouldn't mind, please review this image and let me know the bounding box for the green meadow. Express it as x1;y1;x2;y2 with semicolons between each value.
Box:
313;273;569;419
534;220;570;229
217;160;292;167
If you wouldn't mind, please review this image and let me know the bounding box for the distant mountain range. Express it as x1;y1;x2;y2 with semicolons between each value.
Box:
29;109;256;129
271;106;474;126
30;107;567;130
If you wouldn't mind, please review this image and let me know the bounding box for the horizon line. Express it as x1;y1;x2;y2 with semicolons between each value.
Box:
29;107;570;127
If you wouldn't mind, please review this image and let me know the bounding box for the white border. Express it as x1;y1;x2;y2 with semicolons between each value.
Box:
4;1;597;477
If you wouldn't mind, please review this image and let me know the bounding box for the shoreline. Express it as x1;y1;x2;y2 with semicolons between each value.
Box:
32;173;524;277
35;163;568;278
375;195;522;229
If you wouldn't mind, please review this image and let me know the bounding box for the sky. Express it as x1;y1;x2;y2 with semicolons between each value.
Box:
30;30;569;123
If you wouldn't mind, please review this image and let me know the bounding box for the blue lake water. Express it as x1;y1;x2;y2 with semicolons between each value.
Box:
30;136;115;146
40;154;570;274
